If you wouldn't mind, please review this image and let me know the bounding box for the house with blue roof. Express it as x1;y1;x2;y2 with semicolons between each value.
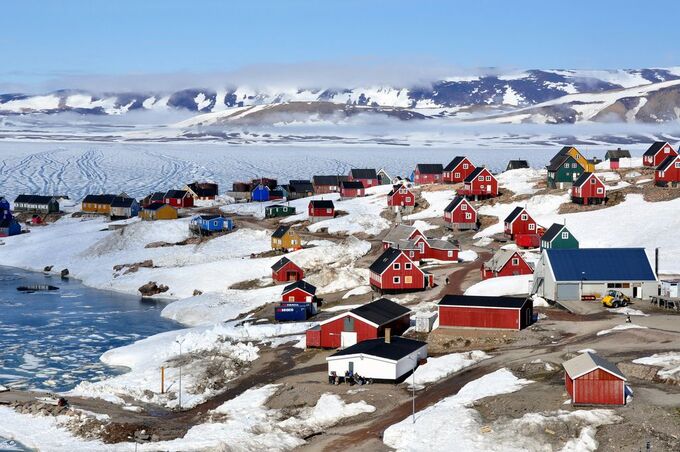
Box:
532;248;658;302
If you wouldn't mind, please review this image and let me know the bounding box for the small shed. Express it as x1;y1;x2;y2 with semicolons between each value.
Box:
265;204;296;218
438;295;533;330
190;214;232;234
281;280;317;302
506;160;529;171
251;184;271;202
110;197;140;219
563;352;627;406
140;203;178;221
604;148;630;169
0;218;21;237
308;200;335;221
271;256;304;283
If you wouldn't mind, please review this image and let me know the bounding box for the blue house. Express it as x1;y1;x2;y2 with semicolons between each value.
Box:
0;218;21;237
0;196;11;221
190;215;233;234
251;184;271;202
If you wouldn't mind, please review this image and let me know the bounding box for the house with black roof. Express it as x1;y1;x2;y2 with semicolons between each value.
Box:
369;247;433;293
308;199;335;221
643;141;677;167
655;154;680;187
271;225;301;251
443;156;475;183
281;279;317;303
312;175;349;194
438;295;533;330
287;180;314;199
13;195;59;214
506;159;529;171
348;168;379;188
164;189;194;208
603;148;630;169
326;335;427;382
110;196;140;219
541;223;579;251
306;298;411;348
271;256;304;283
340;180;365;199
412;163;444;185
82;194;118;214
184;181;219;200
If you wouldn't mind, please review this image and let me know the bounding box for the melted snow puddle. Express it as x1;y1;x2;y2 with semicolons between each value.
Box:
0;266;179;392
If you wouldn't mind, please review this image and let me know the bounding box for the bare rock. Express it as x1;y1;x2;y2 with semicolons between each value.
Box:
138;281;169;297
44;265;53;272
193;289;203;296
60;268;69;278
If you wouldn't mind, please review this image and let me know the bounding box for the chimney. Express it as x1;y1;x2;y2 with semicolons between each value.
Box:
385;328;391;344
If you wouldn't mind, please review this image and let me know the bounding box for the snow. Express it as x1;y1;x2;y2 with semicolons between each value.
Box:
406;351;490;388
458;250;478;262
277;392;376;433
633;352;680;381
465;274;533;296
596;157;643;169
610;307;648;316
342;285;372;299
531;294;550;307
496;168;544;195
596;323;648;336
324;303;364;312
404;189;457;221
502;86;524;106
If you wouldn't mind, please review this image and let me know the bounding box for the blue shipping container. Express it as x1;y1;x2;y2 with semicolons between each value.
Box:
275;303;310;321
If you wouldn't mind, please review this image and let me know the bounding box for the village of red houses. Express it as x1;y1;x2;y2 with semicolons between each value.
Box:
2;141;680;450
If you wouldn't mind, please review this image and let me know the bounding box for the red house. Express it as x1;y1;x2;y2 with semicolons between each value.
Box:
339;181;365;199
643;141;677;167
312;176;348;194
655;155;680;187
504;206;537;238
164;190;194;208
281;280;317;302
563;352;627;406
381;224;424;250
443;156;476;183
438;295;533;331
348;168;379;188
305;298;411;349
572;172;607;205
443;196;478;230
481;249;533;279
458;167;498;199
308;200;335;221
369;248;433;293
395;235;459;262
413;164;443;185
271;257;304;283
387;185;415;210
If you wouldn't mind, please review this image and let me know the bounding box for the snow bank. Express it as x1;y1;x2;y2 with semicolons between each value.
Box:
596;323;648;336
496;168;544;195
278;393;375;434
458;250;478;262
407;351;490;388
405;189;457;221
610;307;648;316
342;285;372;299
464;274;533;296
633;352;680;381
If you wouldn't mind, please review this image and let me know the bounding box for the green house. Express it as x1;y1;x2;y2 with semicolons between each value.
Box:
265;204;296;218
540;223;579;250
546;154;585;189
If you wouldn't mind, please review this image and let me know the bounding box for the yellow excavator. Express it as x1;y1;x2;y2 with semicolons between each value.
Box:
601;290;631;308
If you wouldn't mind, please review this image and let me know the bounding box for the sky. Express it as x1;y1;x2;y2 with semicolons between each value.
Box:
2;0;680;90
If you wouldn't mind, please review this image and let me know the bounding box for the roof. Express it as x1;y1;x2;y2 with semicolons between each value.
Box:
165;189;189;199
506;160;529;170
387;185;412;197
573;172;599;187
541;223;567;244
444;196;467;212
271;256;297;272
252;184;270;191
643;141;671;157
383;224;417;244
369;247;404;274
348;298;411;326
504;206;525;224
309;200;334;209
464;166;489;183
328;336;426;362
282;280;316;295
288;182;314;193
549;146;576;165
545;248;657;282
341;180;364;190
266;204;294;211
444;156;467;172
144;203;174;211
186;182;218;197
14;195;56;204
605;149;631;159
350;168;377;179
149;192;165;201
657;155;678;172
272;225;292;238
439;294;528;309
484;249;522;272
563;352;626;381
313;175;348;186
82;194;117;204
194;214;223;221
427;238;459;251
110;197;136;208
415;163;443;174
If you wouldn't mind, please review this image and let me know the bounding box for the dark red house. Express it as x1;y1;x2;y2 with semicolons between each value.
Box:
443;196;478;230
312;175;348;194
281;280;317;303
413;164;443;185
438;295;533;331
369;248;433;293
348;168;379;188
394;235;460;262
458;167;498;199
643;141;677;167
563;352;627;406
655;155;680;187
572;172;607;205
443;156;475;183
387;185;415;210
164;190;194;208
305;298;411;349
271;257;304;283
504;206;537;238
339;180;365;199
481;249;533;279
308;200;335;221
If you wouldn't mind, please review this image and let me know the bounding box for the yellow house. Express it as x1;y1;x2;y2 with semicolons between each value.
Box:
140;203;178;221
271;225;301;250
81;194;117;214
564;146;595;172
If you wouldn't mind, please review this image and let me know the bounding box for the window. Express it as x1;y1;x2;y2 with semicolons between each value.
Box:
512;258;519;266
326;208;332;213
447;250;453;257
665;147;671;153
564;163;569;168
659;171;665;177
283;207;288;211
561;231;569;239
400;188;406;194
288;296;295;301
393;263;401;270
393;276;401;284
463;163;469;169
521;214;527;220
572;163;578;168
405;262;412;270
291;240;297;245
461;204;467;210
486;176;491;181
528;223;535;230
465;212;472;219
409;251;414;258
597;187;604;194
590;178;596;184
454;172;460;179
404;276;412;284
478;176;484;181
675;162;680;168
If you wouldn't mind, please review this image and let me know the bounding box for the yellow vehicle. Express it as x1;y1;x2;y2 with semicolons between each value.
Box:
601;290;631;308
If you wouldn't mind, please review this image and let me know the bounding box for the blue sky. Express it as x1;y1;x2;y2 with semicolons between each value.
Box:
3;1;680;87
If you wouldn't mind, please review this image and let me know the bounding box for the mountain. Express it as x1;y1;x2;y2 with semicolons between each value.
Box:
3;68;680;127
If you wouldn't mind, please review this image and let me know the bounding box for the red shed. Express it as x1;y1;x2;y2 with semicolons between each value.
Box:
271;256;304;283
348;168;379;188
413;164;443;185
572;172;607;205
643;141;677;167
443;196;478;230
481;249;533;279
655;155;680;187
387;185;415;210
369;248;433;293
281;280;317;302
306;298;411;349
563;352;627;406
443;156;476;183
458;167;498;199
438;295;532;330
382;225;423;250
504;206;537;238
164;189;194;208
308;200;335;221
339;180;365;199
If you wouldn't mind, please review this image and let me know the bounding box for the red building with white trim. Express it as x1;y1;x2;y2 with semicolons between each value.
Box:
458;167;498;199
443;196;478;231
438;295;533;331
271;257;304;283
164;190;194;208
369;248;433;293
655;155;680;187
481;249;533;279
387;185;415;211
443;156;476;183
308;200;335;221
571;172;607;205
348;168;379;188
504;206;537;238
563;352;627;406
643;141;677;167
413;164;444;185
281;280;317;302
339;181;365;199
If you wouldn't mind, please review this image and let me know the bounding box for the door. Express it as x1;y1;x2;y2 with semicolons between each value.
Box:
348;361;354;374
287;271;298;281
556;283;580;301
633;286;640;299
341;331;357;349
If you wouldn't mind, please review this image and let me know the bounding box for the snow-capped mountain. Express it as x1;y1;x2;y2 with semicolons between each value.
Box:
3;68;680;125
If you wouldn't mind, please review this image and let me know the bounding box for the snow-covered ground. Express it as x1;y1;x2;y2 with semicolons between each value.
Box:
633;352;680;382
465;274;534;296
596;323;648;336
406;351;490;388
